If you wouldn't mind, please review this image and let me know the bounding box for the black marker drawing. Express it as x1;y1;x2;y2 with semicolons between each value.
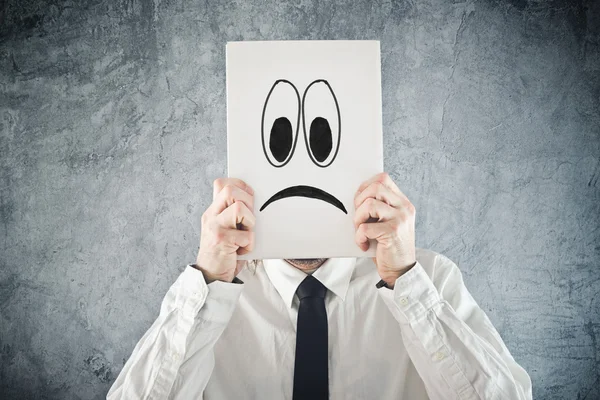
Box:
302;79;342;168
260;185;348;214
270;117;293;162
261;80;301;167
260;79;345;213
308;117;332;162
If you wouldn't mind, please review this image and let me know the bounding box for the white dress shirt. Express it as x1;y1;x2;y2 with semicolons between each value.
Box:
107;248;532;399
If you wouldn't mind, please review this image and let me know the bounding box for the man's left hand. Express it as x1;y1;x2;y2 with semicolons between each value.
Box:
354;172;417;289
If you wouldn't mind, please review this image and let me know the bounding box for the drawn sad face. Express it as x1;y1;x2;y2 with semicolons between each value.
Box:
259;79;347;214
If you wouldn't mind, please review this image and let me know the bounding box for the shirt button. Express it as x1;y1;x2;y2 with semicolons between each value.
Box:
171;353;182;362
399;297;409;305
434;351;445;361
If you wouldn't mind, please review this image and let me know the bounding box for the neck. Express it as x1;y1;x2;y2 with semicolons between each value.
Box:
284;258;328;273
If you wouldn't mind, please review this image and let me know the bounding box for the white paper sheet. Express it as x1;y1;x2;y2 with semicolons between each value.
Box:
226;40;383;260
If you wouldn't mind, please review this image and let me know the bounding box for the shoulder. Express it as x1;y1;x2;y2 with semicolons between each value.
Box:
415;247;456;271
415;247;465;293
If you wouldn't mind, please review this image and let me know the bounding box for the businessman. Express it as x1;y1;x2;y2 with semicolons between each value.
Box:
108;172;532;399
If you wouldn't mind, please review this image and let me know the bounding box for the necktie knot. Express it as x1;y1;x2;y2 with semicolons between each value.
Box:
296;275;327;300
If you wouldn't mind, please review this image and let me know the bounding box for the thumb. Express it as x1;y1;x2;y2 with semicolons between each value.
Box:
235;260;247;276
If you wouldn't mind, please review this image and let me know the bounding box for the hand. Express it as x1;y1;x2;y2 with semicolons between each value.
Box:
354;172;417;289
195;178;255;283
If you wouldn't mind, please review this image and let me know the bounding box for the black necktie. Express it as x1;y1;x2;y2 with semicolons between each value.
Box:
293;275;329;400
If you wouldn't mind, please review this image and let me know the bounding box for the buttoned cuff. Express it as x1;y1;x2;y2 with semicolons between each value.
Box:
175;265;245;320
377;261;442;324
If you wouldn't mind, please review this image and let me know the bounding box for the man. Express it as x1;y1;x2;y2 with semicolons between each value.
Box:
108;173;532;399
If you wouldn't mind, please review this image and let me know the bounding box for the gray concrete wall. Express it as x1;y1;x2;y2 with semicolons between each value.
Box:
1;0;598;399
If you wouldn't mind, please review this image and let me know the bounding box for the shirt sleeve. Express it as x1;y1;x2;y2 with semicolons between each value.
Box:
377;255;532;400
107;265;244;400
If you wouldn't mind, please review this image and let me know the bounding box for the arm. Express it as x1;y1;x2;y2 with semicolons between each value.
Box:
107;265;244;399
377;253;532;400
108;177;254;399
353;173;531;399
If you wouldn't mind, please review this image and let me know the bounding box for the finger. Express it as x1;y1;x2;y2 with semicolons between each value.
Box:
233;230;254;254
237;238;255;255
226;228;254;249
237;247;253;255
354;181;403;210
356;172;404;199
213;177;254;199
217;200;256;230
353;198;397;228
355;221;392;250
208;184;255;215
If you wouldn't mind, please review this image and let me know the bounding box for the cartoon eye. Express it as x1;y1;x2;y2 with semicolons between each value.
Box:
261;80;301;168
301;79;341;168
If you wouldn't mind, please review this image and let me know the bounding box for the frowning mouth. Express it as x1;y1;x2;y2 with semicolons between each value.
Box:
259;185;347;214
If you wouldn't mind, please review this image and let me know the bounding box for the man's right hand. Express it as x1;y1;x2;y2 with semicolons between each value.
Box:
195;178;255;283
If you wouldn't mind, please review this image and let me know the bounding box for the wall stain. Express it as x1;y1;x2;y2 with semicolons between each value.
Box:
84;352;113;383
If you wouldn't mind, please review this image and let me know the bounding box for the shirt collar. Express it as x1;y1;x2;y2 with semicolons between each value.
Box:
263;258;357;308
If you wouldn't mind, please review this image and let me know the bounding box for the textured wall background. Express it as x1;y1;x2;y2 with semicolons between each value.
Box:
0;0;598;399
